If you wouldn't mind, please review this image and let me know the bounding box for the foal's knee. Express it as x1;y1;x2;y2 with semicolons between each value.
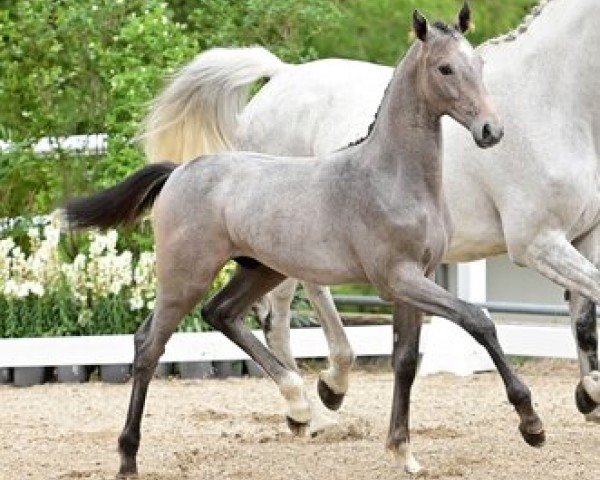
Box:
131;320;161;376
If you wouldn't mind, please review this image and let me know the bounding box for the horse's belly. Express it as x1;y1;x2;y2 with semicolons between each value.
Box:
229;216;367;284
246;244;367;285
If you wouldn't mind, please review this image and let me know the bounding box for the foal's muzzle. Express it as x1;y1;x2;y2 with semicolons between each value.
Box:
472;120;504;149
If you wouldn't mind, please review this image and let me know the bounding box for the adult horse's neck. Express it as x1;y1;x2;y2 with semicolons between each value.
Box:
358;43;443;196
483;0;600;129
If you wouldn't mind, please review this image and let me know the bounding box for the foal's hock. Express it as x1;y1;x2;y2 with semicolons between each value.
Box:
65;5;543;477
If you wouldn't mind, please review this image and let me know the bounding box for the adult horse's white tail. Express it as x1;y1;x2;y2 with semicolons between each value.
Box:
141;47;287;163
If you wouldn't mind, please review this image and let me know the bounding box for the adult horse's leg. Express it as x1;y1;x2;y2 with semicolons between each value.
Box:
261;280;355;411
568;228;600;420
506;230;600;417
261;278;300;371
378;266;545;447
507;231;600;309
569;293;600;418
201;264;313;434
386;302;423;475
303;282;355;411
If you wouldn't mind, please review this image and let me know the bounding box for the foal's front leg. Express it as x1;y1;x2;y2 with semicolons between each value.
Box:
387;302;424;475
379;266;545;448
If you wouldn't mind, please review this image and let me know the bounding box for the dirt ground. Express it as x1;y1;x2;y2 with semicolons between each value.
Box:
1;359;598;480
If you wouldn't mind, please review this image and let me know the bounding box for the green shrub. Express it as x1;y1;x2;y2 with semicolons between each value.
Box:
184;0;342;62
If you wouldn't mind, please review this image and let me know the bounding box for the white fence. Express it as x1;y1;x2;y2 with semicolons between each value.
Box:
0;321;579;376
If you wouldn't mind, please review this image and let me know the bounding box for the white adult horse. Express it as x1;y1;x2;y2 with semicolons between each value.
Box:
143;0;600;420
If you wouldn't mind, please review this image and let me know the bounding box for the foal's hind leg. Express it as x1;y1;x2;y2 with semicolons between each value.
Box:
386;302;423;475
303;282;355;411
118;281;211;477
201;265;313;434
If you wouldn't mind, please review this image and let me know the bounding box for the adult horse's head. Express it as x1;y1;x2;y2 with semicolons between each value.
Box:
413;3;503;148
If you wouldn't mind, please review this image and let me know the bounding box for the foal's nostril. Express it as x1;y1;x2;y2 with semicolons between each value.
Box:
482;123;492;141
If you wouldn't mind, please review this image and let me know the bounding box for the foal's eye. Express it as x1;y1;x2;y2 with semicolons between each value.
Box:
438;64;453;76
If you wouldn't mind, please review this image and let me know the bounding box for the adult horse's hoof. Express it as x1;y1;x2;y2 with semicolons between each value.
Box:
317;377;345;411
286;416;309;436
575;381;599;415
519;425;546;447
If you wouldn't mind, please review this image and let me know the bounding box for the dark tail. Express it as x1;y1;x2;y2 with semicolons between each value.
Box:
64;162;177;229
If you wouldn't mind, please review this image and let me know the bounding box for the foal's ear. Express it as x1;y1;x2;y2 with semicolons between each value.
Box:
456;2;472;33
413;10;428;42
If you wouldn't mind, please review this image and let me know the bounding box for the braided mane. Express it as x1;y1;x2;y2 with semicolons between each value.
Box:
481;0;555;48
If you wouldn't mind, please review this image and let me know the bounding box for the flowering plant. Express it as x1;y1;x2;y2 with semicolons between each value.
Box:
0;213;234;337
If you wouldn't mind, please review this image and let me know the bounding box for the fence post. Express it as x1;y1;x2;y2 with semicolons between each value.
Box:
419;260;495;376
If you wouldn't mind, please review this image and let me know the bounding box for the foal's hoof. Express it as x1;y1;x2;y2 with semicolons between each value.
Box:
286;416;309;436
117;452;138;478
584;406;600;424
575;381;599;415
116;468;138;479
519;425;546;447
317;377;345;411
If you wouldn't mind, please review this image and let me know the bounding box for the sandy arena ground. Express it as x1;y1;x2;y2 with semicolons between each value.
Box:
1;359;599;480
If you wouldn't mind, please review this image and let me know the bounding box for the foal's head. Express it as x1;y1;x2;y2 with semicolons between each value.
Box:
412;3;503;148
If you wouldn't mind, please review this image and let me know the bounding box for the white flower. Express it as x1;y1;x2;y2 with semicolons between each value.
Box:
129;295;144;311
106;229;118;251
43;224;60;246
3;279;18;297
0;237;15;254
26;281;44;297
